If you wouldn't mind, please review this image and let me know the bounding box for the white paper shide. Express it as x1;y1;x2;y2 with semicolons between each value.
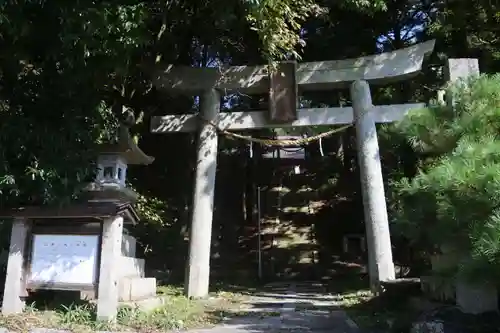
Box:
29;234;99;285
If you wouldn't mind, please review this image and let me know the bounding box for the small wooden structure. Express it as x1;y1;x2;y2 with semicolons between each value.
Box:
0;125;155;321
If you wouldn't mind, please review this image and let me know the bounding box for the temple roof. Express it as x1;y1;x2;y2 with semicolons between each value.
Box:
99;125;155;165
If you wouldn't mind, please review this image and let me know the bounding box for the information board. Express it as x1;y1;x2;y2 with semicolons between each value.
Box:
28;234;99;286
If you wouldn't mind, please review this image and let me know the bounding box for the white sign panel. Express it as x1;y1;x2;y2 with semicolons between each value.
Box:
29;234;99;285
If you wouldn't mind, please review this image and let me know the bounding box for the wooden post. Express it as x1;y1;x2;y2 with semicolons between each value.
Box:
97;216;124;321
351;80;395;291
185;89;220;298
2;218;28;315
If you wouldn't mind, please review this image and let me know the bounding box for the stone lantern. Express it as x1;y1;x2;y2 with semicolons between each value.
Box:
84;125;154;203
96;154;128;188
0;123;159;322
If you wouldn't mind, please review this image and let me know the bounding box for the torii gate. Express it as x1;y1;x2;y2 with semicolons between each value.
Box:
150;40;436;297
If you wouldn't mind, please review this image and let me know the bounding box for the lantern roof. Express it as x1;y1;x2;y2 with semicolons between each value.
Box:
99;125;154;165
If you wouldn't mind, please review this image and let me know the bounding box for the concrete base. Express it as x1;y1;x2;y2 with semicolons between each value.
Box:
421;275;455;302
119;277;157;302
456;280;498;314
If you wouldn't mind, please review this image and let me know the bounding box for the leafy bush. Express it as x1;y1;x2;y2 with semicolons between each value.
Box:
390;74;500;282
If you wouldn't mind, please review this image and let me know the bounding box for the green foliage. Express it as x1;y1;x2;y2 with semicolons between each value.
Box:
246;0;326;62
391;75;500;281
0;0;388;207
428;0;500;59
0;0;149;207
245;0;387;63
135;191;169;226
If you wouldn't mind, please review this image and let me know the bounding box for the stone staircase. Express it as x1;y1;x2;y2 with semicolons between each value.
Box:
261;172;321;279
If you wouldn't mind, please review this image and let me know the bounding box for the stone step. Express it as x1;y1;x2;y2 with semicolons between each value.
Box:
120;296;166;312
118;256;145;279
118;277;157;302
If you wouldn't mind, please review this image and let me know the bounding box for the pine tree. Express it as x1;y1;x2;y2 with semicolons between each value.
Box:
391;74;500;282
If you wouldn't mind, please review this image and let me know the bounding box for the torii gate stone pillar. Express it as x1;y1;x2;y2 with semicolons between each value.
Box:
150;40;436;296
186;89;220;298
352;80;395;287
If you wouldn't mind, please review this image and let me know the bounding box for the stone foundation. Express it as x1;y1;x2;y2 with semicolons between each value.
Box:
119;277;156;302
456;280;498;314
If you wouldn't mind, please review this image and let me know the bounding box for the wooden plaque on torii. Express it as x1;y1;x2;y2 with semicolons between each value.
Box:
268;61;298;123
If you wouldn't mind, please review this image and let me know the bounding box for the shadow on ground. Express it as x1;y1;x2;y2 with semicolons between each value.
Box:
340;282;500;333
201;277;370;333
204;308;358;333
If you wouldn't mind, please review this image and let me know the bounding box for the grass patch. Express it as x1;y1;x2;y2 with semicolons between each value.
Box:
0;285;250;333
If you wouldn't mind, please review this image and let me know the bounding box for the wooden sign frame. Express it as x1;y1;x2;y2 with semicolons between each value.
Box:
23;220;103;292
